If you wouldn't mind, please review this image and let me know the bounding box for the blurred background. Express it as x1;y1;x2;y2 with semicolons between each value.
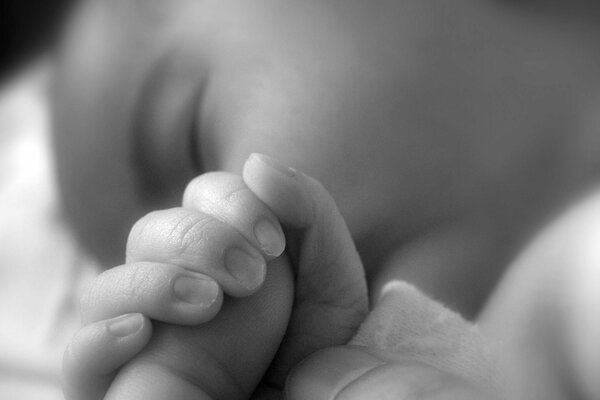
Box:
1;1;98;398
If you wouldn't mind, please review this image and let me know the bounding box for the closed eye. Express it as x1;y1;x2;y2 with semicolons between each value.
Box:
131;49;205;207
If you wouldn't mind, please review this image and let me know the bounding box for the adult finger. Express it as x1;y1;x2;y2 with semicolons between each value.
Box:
286;347;489;400
243;153;369;384
183;172;286;259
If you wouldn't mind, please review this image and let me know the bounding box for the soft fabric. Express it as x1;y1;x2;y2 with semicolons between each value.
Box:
352;281;503;395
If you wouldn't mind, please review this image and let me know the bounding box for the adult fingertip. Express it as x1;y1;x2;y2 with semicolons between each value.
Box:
253;218;286;257
243;153;311;228
247;153;298;177
285;346;384;400
182;170;287;260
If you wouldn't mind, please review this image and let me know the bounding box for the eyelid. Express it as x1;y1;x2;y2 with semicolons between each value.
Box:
131;50;207;201
188;88;205;176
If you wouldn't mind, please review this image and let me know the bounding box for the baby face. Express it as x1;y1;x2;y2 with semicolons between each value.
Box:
54;0;600;310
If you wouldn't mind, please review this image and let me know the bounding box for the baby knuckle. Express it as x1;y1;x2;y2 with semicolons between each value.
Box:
182;175;208;203
185;172;220;191
128;210;163;244
184;172;226;197
184;172;240;209
224;185;253;204
124;264;144;290
128;208;209;255
121;263;158;301
169;213;216;255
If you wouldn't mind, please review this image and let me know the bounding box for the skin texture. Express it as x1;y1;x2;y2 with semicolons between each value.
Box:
63;165;600;400
55;0;600;398
64;156;369;400
64;157;497;400
479;190;600;400
54;0;600;316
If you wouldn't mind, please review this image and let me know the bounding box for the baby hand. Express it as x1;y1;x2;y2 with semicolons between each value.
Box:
63;154;368;400
63;163;288;399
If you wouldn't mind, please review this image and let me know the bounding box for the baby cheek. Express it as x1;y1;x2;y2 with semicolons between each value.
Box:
55;0;201;267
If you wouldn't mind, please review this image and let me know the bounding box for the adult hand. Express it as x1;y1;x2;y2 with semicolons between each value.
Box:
286;282;501;400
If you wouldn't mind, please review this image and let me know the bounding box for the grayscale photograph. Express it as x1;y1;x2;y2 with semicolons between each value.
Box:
2;1;600;399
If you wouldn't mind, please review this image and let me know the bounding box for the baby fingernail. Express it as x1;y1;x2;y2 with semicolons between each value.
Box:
225;247;266;290
173;276;219;306
251;153;297;177
254;219;285;257
107;313;144;337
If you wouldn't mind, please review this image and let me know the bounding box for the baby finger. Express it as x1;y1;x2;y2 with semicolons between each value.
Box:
62;313;152;400
80;262;223;325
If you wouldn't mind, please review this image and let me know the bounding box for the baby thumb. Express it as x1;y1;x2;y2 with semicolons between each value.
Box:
243;153;369;386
